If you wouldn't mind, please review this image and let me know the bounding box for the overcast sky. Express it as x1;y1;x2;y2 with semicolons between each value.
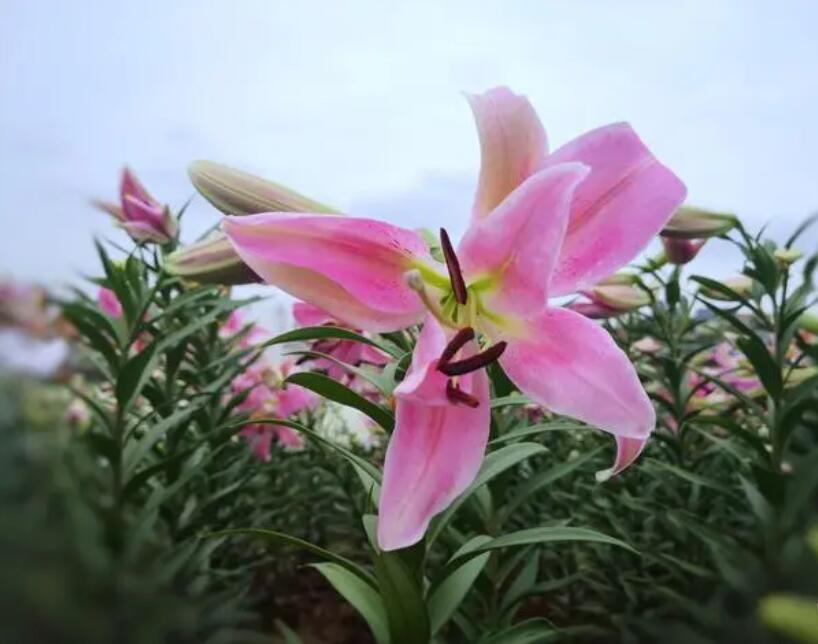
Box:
2;1;817;299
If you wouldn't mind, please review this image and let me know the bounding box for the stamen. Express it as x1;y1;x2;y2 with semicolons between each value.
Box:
446;380;480;408
440;228;468;305
439;341;508;376
438;327;475;367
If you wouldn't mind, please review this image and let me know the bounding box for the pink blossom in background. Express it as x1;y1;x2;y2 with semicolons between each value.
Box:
292;301;388;381
222;86;686;549
219;310;268;348
231;358;317;460
97;287;123;319
94;168;177;244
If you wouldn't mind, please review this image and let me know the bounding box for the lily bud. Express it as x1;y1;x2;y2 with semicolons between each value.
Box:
94;168;177;244
773;247;803;266
165;232;261;285
567;301;622;319
797;310;818;334
661;237;706;265
597;272;639;286
699;275;754;300
583;284;650;311
661;206;737;240
189;160;338;215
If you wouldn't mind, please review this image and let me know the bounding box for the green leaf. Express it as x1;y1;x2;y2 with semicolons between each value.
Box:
736;335;782;396
427;442;547;547
489;421;590;446
448;526;636;569
261;325;400;358
286;371;395;431
375;550;430;644
498;447;603;526
122;401;205;477
490;393;532;408
427;536;492;635
312;563;390;644
240;418;382;486
115;342;159;410
644;460;739;499
478;618;561;644
209;528;377;589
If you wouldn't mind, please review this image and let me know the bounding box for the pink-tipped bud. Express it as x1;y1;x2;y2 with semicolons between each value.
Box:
661;237;706;265
96;168;177;244
97;287;123;319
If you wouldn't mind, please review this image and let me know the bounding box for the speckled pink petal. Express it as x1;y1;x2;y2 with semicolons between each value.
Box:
459;163;588;317
377;316;491;550
223;213;428;332
543;123;687;296
467;87;548;219
500;306;654;473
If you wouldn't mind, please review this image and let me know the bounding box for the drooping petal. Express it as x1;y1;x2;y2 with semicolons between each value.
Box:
459;163;589;317
377;317;490;550
543;123;687;296
467;87;548;220
223;213;431;332
499;306;654;472
596;435;648;481
292;301;334;327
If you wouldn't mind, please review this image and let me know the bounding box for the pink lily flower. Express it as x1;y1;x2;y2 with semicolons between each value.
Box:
219;310;268;348
94;168;177;244
232;358;317;460
221;87;686;549
97;287;123;319
292;301;388;381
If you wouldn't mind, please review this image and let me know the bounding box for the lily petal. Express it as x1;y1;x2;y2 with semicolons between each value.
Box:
500;306;654;472
224;213;430;332
596;435;649;481
459;163;589;317
543;123;687;296
468;87;548;220
121;167;157;207
378;316;490;550
292;301;334;327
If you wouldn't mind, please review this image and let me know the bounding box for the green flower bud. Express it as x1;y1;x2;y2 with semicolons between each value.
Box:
188;160;338;215
661;206;738;240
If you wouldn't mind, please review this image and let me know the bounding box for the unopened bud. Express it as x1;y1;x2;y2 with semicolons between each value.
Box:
598;272;639;286
188;160;338;215
773;247;803;266
699;275;754;300
661;237;706;265
661;206;737;240
165;232;260;285
584;284;650;311
797;311;818;334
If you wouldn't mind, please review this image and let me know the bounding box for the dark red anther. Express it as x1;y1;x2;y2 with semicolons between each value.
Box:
438;326;475;368
446;380;480;408
440;228;468;305
439;341;508;376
